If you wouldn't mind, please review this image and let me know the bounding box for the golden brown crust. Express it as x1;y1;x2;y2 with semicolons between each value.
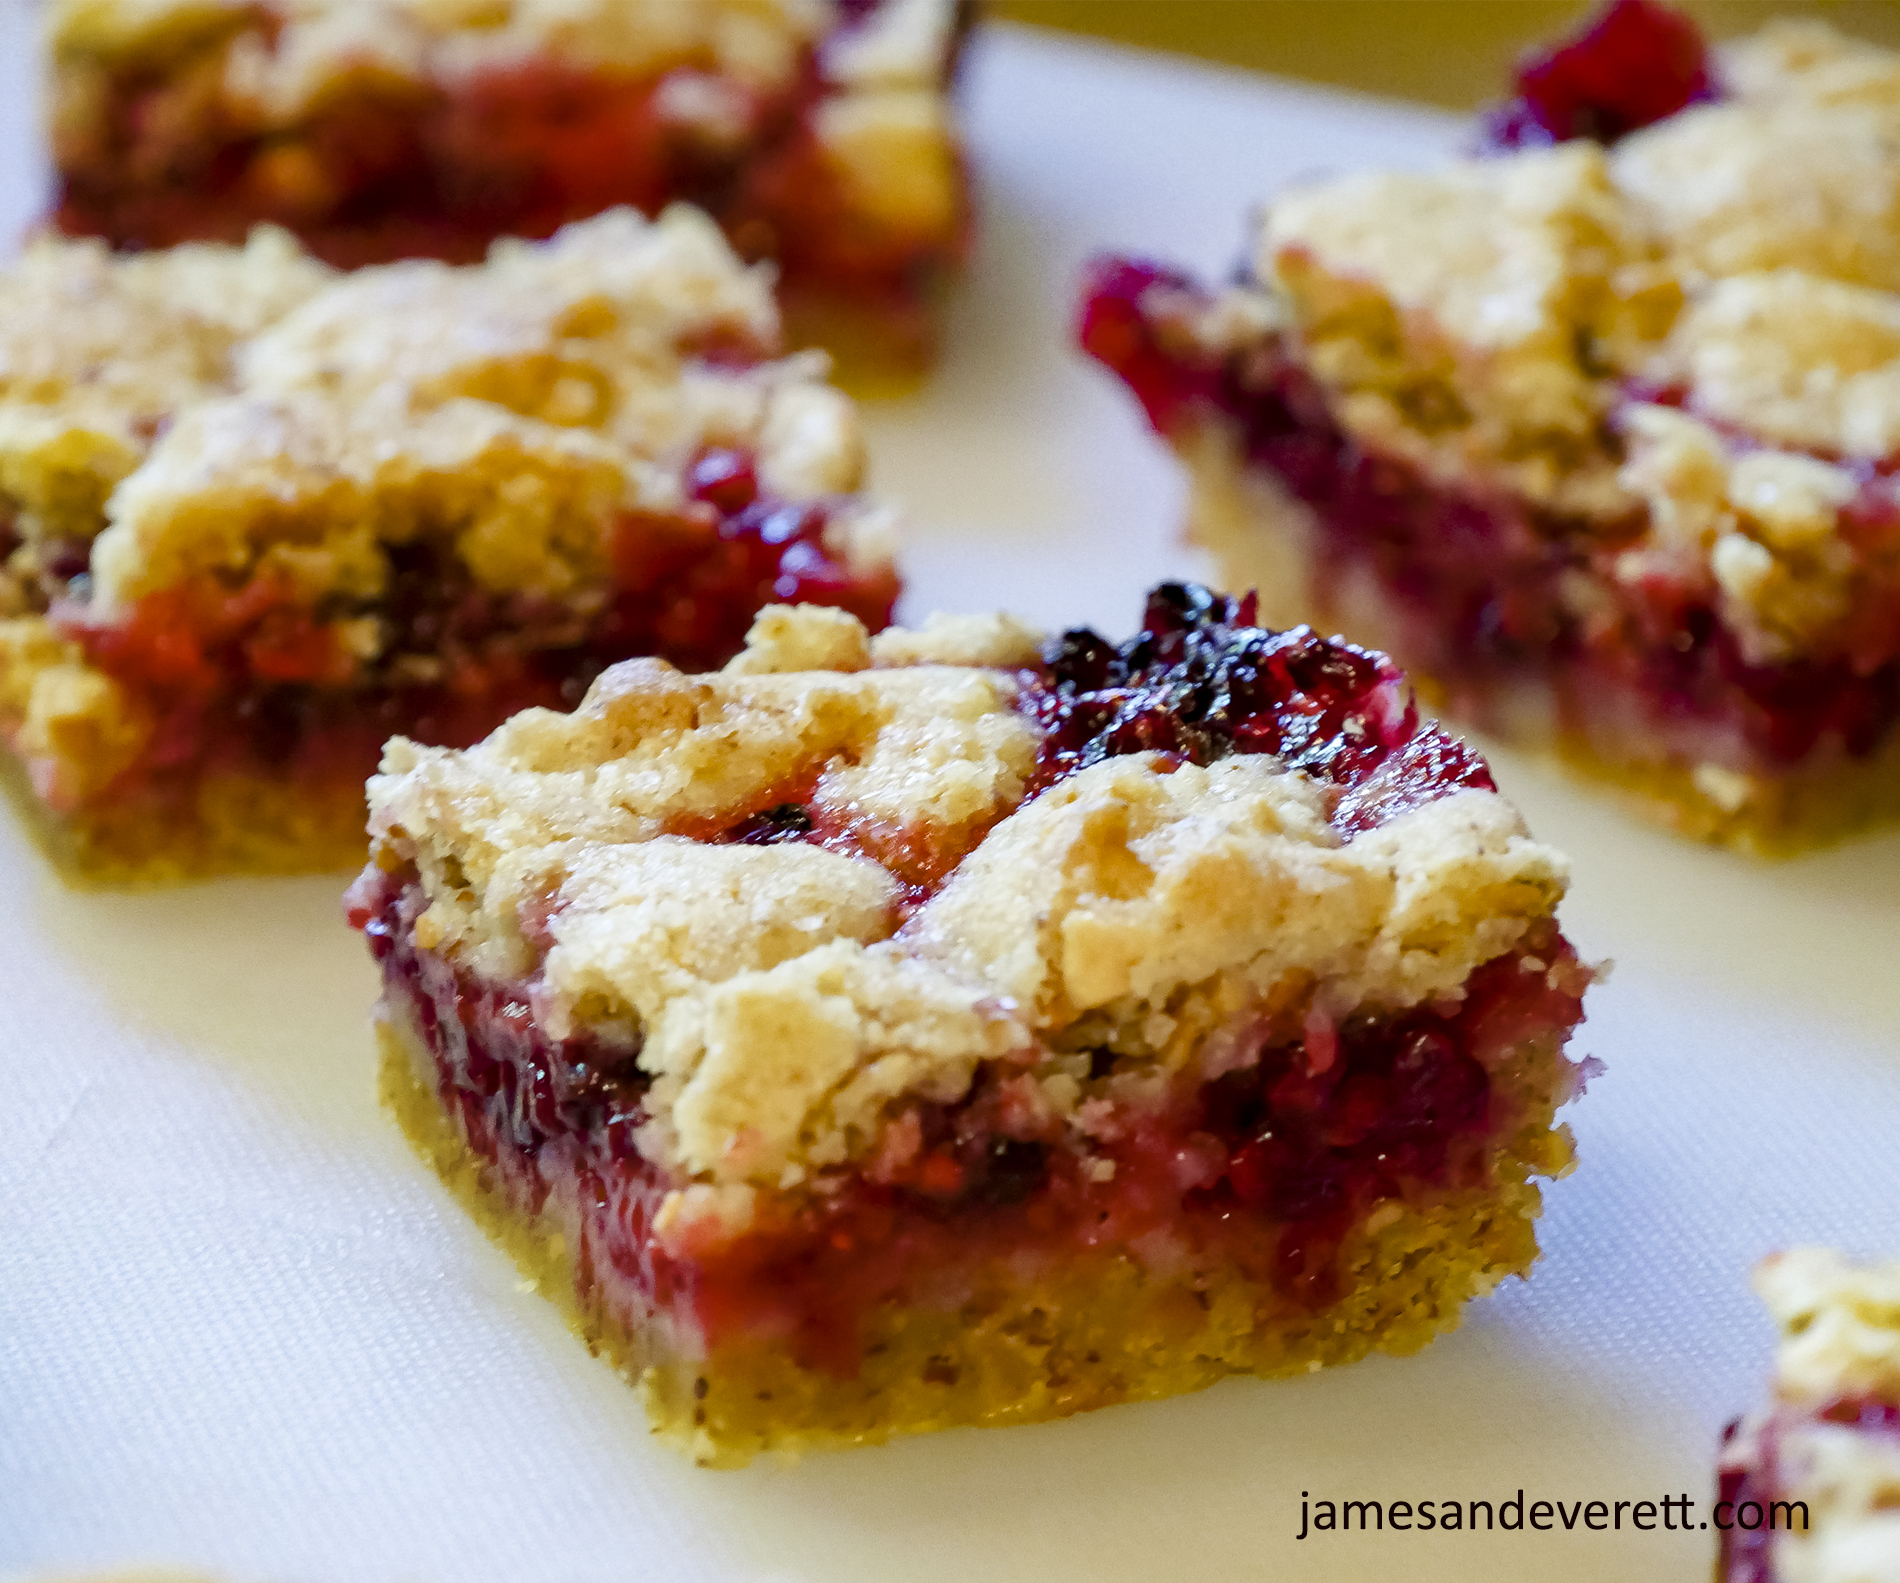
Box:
0;734;371;884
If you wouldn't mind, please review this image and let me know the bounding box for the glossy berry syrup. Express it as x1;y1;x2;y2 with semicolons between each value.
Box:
1078;262;1900;775
1017;581;1495;837
1478;0;1717;151
48;449;896;816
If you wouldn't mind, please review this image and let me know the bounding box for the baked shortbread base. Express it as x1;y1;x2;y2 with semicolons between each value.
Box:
0;209;899;883
0;750;370;884
1081;9;1900;854
1719;1250;1900;1582
382;1007;1565;1464
351;590;1596;1464
46;0;972;370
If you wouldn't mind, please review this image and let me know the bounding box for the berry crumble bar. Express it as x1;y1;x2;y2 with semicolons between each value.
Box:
1719;1249;1900;1582
46;0;972;367
1081;3;1900;852
0;208;899;881
351;585;1596;1465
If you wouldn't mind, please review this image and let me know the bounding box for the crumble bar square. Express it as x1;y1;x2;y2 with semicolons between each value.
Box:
1720;1249;1900;1582
351;585;1596;1465
1080;2;1900;853
45;0;973;368
0;207;899;882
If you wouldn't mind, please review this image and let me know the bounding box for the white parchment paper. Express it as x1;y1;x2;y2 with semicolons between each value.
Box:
5;14;1899;1580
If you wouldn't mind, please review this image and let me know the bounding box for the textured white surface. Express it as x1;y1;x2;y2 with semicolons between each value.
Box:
5;12;1900;1581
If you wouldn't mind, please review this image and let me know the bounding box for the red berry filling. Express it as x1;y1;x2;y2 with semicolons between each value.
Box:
352;861;1592;1375
1717;1417;1778;1583
40;449;898;815
1478;0;1718;151
52;1;968;317
662;582;1498;928
1715;1398;1895;1581
1018;581;1495;835
1079;261;1900;780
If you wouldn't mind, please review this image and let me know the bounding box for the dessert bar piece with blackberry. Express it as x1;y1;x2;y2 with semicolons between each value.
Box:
351;584;1596;1465
46;0;972;368
0;208;898;881
1081;1;1900;852
1719;1249;1900;1581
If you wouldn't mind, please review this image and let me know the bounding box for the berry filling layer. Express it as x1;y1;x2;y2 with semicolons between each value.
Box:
1019;583;1496;833
24;450;897;821
1716;1400;1893;1582
52;3;969;319
1477;0;1718;152
355;866;1589;1377
1079;261;1900;787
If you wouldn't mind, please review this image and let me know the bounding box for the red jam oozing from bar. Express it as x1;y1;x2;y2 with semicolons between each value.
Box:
352;860;1589;1375
1478;0;1717;151
40;449;897;814
1078;261;1900;772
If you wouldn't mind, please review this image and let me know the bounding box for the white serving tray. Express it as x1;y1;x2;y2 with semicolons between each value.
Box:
5;15;1900;1581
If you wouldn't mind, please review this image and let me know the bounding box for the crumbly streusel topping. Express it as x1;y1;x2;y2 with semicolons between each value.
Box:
367;603;1569;1187
1735;1249;1900;1583
1758;1248;1900;1410
51;0;960;91
51;0;837;100
1225;18;1900;663
0;227;335;548
0;208;892;813
52;0;972;252
0;205;878;624
47;0;963;236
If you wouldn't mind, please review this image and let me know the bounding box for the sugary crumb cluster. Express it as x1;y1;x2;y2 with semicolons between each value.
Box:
0;207;892;813
1167;19;1900;669
1724;1249;1900;1582
364;600;1568;1194
1756;1249;1900;1410
53;0;836;98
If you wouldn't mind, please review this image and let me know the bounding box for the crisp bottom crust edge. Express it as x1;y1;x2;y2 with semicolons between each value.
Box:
0;749;369;885
1182;424;1900;857
379;1011;1566;1469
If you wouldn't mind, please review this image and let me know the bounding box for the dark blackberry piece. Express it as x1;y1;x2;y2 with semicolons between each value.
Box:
1022;583;1493;834
727;802;815;845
